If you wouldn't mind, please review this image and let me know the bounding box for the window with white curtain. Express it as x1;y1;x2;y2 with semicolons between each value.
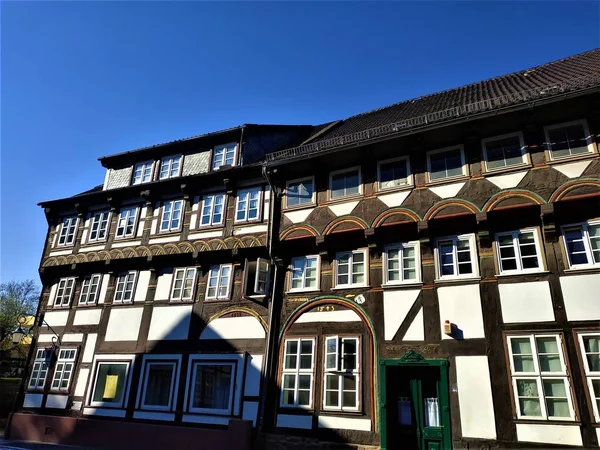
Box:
495;229;543;274
562;221;600;269
335;249;368;288
323;336;359;411
58;217;78;246
188;362;235;414
507;334;575;420
578;332;600;422
378;157;411;190
281;338;314;408
289;256;319;292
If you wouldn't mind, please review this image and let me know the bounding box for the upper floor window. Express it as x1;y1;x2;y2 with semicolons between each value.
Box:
58;217;78;246
51;349;77;391
289;256;319;292
427;146;467;182
205;264;232;300
235;187;262;223
562;221;600;269
28;349;50;390
243;258;271;297
170;267;197;301
330;167;361;200
495;229;543;274
507;334;574;420
159;155;182;180
323;336;360;411
54;277;76;307
78;274;102;306
89;211;110;242
212;143;238;170
199;193;226;227
281;338;315;409
378;157;411;190
115;206;138;239
545;120;595;160
577;332;600;422
435;234;478;280
482;132;528;171
383;242;420;285
132;161;154;185
160;199;184;232
335;249;368;288
114;271;137;303
286;177;315;208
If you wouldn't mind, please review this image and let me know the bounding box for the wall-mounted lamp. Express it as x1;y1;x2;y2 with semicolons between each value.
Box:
11;313;61;349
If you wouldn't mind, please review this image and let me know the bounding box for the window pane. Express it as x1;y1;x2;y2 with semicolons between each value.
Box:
298;390;310;406
282;390;295;405
519;398;542;416
517;379;539;396
192;364;232;410
93;364;127;403
380;160;408;189
539;355;562;372
584;336;600;353
144;364;173;407
283;374;295;389
298;375;311;390
343;391;357;408
536;337;558;353
299;355;312;369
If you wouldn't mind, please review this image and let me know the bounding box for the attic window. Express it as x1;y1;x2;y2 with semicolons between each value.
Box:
243;258;271;297
212;143;238;170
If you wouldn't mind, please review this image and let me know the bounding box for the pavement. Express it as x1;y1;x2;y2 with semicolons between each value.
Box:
0;438;89;450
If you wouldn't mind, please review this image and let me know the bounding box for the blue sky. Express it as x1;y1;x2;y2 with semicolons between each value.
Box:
1;1;598;285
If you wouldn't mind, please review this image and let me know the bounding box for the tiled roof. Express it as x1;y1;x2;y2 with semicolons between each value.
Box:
268;48;600;161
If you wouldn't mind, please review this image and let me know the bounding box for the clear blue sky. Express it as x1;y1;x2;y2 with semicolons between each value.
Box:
1;1;598;286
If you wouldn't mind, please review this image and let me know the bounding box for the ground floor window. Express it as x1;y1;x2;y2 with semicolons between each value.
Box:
88;355;135;408
137;355;181;412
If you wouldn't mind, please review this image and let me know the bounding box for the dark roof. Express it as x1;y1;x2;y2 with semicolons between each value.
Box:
268;48;600;161
72;185;103;198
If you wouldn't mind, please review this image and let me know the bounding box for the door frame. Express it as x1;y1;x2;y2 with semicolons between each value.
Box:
379;351;452;450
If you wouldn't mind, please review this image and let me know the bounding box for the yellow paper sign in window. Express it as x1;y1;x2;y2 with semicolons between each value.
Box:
103;375;119;400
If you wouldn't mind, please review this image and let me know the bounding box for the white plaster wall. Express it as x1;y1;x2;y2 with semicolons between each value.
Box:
486;170;528;189
438;284;485;340
455;356;497;439
276;414;312;429
377;190;411;207
516;423;582;446
188;230;223;240
383;289;421;341
112;240;141;248
559;273;600;321
75;368;90;397
82;334;97;363
23;394;43;408
71;401;82;411
233;224;268;235
148;235;180;244
244;354;263;397
47;283;58;306
62;333;83;342
428;182;465;199
98;274;110;304
154;269;173;301
134;270;151;302
318;416;371;431
283;208;314;224
200;316;266;340
403;307;424;341
328;201;359;217
242;401;259;426
295;310;361;324
73;309;102;326
498;281;555;323
38;334;59;343
105;308;143;341
46;394;68;409
44;310;69;327
147;305;192;341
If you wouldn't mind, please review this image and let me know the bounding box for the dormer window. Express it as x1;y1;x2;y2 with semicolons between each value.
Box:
212;143;238;170
159;155;182;180
132;161;154;185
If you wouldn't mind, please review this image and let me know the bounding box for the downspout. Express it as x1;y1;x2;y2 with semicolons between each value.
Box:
258;163;280;433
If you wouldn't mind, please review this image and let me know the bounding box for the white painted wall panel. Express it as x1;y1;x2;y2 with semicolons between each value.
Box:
182;414;229;425
244;354;263;397
47;283;58;306
38;334;59;343
83;408;126;418
98;274;110;304
559;273;600;321
79;244;105;253
44;310;69;327
516;423;582;446
46;394;68;409
148;235;181;244
233;224;268;235
276;414;312;429
23;393;43;408
383;289;421;341
105;308;143;341
242;401;259;426
62;333;84;342
112;240;142;248
438;284;485;340
134;270;151;302
200;316;266;340
155;269;173;301
82;333;97;363
188;230;223;240
75;368;90;397
328;201;359;217
318;416;371;431
403;307;424;341
133;411;175;421
73;309;102;326
499;281;555;323
295;310;361;323
147;305;192;341
377;190;411;208
71;401;82;411
81;228;89;244
455;356;497;439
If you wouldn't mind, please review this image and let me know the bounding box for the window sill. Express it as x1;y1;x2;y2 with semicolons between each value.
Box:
495;270;550;278
563;266;600;274
546;151;598;165
325;194;364;205
434;276;480;285
54;244;76;249
331;285;369;290
76;303;99;308
169;299;194;304
82;240;108;246
233;219;264;226
196;224;225;231
203;298;231;303
425;175;469;187
514;418;579;425
283;203;317;212
155;230;182;236
482;163;532;177
375;184;414;195
286;288;321;295
113;236;138;241
381;282;423;289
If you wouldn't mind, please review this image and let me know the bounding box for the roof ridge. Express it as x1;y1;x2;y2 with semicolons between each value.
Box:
340;47;600;122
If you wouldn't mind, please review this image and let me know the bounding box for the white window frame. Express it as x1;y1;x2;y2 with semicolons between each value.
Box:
113;271;137;303
115;206;138;239
57;217;79;247
285;177;316;208
132;161;155;185
426;145;468;183
170;268;197;301
434;234;479;280
234;187;263;223
199;193;226;227
50;348;78;392
561;220;600;269
205;264;233;300
544;119;595;161
334;249;368;288
495;228;544;275
322;336;360;412
377;156;413;191
383;242;421;285
507;334;575;421
158;155;182;180
28;348;50;390
87;354;136;408
88;211;111;243
242;257;270;297
481;131;529;172
160;199;184;233
288;255;320;293
211;143;239;170
78;274;102;306
577;332;600;422
329;166;362;200
280;338;315;409
54;277;76;307
136;355;182;412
